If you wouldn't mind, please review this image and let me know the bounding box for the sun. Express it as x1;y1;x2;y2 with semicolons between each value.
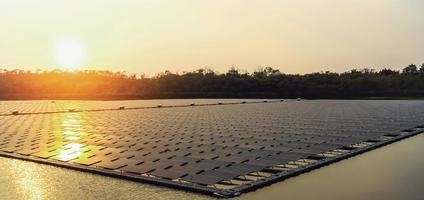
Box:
54;38;85;70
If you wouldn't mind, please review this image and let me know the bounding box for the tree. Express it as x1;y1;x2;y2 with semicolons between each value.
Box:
226;66;241;77
402;64;418;75
419;63;424;74
1;64;424;99
379;68;399;75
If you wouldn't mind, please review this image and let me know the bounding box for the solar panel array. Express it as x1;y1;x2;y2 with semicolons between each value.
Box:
0;100;423;197
0;99;259;115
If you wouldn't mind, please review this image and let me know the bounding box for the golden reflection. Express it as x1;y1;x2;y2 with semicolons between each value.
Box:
51;112;90;162
56;151;82;162
63;131;79;135
14;163;45;200
65;136;81;141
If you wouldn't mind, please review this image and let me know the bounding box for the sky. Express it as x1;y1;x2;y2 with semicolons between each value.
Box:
0;0;423;75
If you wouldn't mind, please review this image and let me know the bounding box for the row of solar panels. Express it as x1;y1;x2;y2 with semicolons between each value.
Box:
0;99;300;115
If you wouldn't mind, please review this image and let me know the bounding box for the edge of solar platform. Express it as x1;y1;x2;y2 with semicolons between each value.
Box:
0;99;297;116
229;127;424;196
0;126;422;198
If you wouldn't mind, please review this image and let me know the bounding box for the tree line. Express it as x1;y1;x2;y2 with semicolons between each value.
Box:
1;64;424;100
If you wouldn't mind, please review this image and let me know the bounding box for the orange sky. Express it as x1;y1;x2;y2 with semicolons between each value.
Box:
0;0;423;75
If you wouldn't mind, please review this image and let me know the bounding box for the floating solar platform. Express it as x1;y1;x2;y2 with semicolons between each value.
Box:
0;99;423;198
0;99;260;115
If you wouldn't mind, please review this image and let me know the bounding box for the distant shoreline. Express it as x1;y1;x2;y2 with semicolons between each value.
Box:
1;95;424;101
2;66;424;101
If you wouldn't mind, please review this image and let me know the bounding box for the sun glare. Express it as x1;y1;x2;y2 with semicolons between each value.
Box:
54;38;85;70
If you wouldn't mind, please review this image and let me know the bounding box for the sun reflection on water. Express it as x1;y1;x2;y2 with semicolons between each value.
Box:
15;165;45;200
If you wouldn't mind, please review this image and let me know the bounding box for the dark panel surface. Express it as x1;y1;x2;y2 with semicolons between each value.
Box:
0;100;423;197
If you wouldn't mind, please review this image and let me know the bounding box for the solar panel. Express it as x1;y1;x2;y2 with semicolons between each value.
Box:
0;99;423;197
